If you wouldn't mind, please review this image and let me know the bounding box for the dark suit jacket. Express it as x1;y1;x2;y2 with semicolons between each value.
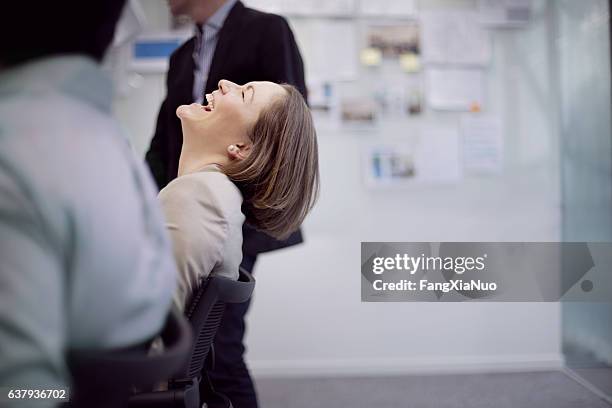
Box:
146;1;307;256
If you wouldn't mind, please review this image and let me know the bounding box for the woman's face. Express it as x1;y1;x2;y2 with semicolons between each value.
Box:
176;80;286;152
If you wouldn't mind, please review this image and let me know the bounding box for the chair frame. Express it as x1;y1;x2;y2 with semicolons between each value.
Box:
129;268;255;408
66;309;192;408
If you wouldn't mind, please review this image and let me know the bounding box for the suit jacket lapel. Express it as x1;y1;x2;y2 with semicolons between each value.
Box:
206;1;245;94
178;37;197;104
167;36;196;171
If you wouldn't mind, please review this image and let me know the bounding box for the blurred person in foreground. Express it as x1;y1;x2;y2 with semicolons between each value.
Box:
0;0;177;399
147;0;307;406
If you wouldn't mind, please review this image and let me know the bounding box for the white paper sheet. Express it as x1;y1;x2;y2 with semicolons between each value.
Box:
242;0;283;13
421;10;492;66
425;68;484;111
359;0;416;17
283;0;355;16
460;115;504;173
415;128;462;183
290;20;358;81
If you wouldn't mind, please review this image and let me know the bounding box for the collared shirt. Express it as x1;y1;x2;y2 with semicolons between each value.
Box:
0;55;177;391
192;0;238;103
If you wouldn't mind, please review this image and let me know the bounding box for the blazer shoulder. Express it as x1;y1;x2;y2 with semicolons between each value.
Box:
160;170;243;221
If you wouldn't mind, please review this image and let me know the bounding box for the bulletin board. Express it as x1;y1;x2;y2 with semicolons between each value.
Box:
243;0;543;189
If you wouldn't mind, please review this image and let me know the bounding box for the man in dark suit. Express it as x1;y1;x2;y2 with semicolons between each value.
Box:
145;1;307;406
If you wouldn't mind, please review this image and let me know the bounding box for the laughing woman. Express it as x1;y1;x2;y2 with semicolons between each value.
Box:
159;79;319;310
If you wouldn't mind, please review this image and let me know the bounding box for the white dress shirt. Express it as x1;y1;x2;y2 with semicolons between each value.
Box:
192;0;238;103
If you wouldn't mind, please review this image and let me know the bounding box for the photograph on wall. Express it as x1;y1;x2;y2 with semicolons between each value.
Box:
340;97;378;123
366;23;420;58
363;145;416;187
363;129;462;188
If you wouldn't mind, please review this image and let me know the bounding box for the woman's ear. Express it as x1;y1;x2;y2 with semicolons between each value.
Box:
227;143;252;161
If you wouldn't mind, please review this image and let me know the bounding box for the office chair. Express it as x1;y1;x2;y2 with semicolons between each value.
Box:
66;309;193;408
129;267;256;408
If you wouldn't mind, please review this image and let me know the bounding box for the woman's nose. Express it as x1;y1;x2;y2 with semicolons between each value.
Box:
218;79;238;95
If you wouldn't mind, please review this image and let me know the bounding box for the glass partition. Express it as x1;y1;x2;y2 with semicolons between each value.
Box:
555;0;612;401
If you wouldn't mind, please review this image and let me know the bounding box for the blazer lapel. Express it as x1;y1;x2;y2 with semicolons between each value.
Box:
206;1;245;94
178;37;197;104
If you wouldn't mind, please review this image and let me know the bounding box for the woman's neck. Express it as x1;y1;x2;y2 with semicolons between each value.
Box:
178;145;227;176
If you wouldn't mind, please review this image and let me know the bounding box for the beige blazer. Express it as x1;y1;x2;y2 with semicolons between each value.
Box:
159;165;245;310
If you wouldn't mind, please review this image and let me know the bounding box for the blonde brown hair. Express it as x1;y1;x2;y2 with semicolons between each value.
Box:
223;84;319;240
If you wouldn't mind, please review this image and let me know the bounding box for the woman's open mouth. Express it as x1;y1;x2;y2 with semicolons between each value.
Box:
203;93;215;112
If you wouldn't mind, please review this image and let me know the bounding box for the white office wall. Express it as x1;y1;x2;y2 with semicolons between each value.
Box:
113;0;562;377
247;0;562;377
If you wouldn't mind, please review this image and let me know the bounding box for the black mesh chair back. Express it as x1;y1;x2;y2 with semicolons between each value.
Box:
183;281;225;379
129;267;255;408
182;267;255;379
66;309;192;408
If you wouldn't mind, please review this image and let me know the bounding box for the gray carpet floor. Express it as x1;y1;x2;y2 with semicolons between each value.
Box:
255;371;611;408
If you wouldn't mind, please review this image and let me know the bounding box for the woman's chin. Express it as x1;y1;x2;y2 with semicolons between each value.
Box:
176;103;210;120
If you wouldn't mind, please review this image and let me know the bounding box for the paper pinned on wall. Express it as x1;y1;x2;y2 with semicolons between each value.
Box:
461;115;504;173
420;10;492;66
478;0;533;27
242;0;283;13
363;144;416;188
283;0;356;16
359;0;416;17
415;127;462;183
363;127;461;187
290;20;358;81
425;68;484;111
